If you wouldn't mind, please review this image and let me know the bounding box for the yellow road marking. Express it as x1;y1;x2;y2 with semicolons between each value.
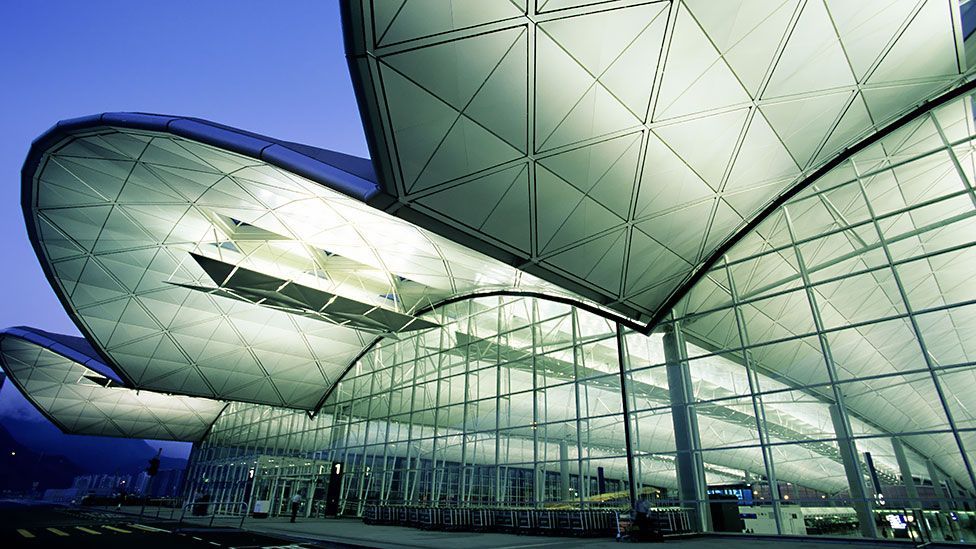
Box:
16;529;34;538
46;527;70;536
129;523;169;532
102;525;131;533
75;526;102;535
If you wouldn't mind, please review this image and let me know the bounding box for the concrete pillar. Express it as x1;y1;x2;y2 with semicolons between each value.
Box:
829;404;877;539
306;479;315;518
927;459;948;510
952;481;973;511
892;438;921;508
664;326;711;531
947;480;961;510
559;440;570;501
926;461;962;540
535;465;545;505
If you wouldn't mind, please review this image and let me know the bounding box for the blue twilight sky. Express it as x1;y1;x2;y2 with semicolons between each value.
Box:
0;1;368;457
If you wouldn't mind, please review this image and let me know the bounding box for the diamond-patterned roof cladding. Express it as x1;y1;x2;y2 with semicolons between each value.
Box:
27;128;574;410
0;327;224;442
344;0;972;327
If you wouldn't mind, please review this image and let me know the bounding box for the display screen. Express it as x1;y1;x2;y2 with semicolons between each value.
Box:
886;514;907;530
708;485;754;504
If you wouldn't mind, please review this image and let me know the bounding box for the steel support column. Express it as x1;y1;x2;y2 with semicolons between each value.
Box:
785;207;877;539
892;438;921;509
927;459;949;511
724;256;783;534
531;300;542;508
559;439;570;502
663;322;710;531
571;310;586;509
616;323;638;511
829;404;877;538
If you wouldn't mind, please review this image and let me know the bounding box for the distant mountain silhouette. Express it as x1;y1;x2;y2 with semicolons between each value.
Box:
0;417;188;491
2;417;187;473
0;421;84;492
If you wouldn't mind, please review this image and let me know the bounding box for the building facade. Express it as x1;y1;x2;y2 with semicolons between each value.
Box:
4;0;976;542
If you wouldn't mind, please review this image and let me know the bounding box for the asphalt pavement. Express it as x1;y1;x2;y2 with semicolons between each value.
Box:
0;500;365;548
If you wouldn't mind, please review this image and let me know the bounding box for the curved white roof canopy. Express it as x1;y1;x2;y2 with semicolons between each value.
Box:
26;127;579;409
0;327;224;442
344;0;972;327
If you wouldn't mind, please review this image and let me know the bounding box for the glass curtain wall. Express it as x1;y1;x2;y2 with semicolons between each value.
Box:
187;90;976;542
670;88;976;540
189;296;649;517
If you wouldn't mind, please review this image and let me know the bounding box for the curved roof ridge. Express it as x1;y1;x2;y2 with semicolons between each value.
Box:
25;112;380;202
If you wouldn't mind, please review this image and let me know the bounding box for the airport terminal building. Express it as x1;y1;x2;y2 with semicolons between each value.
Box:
5;0;976;541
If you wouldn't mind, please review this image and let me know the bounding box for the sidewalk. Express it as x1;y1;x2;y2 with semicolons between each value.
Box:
244;517;598;548
240;517;919;549
100;506;927;549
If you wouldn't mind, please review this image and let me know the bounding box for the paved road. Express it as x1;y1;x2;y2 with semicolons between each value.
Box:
0;500;361;548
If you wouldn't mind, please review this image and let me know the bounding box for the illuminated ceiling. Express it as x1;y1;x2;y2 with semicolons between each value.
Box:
25;120;579;409
343;0;972;328
0;327;224;442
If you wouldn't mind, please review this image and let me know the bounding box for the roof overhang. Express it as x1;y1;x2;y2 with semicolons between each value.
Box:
341;0;975;332
22;114;616;410
0;327;225;442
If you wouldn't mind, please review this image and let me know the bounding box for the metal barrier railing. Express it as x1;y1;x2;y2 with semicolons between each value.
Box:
138;498;182;520
178;500;250;529
360;503;675;537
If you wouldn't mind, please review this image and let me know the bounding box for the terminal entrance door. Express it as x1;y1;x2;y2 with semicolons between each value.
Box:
264;475;328;518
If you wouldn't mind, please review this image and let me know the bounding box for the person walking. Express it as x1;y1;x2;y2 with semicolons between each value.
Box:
290;492;303;523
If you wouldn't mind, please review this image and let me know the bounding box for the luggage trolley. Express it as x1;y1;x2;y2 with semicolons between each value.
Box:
615;511;634;541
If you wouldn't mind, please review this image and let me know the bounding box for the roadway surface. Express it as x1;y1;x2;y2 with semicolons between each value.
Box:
8;501;954;549
0;500;367;548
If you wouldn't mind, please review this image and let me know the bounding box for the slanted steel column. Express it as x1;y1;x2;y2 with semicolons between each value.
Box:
663;323;710;531
530;300;543;508
570;310;586;509
828;404;877;539
854;168;976;497
459;303;473;504
927;460;949;511
892;438;921;508
724;256;783;534
306;479;315;518
493;303;504;504
925;460;959;540
951;481;971;510
616;324;638;511
785;207;876;539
